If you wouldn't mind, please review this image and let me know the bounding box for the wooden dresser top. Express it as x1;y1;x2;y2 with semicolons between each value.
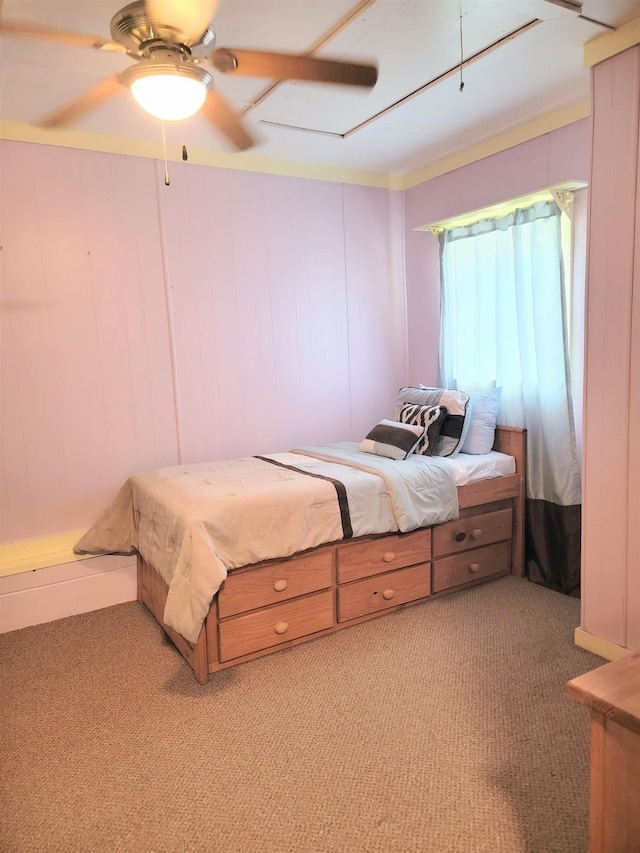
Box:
566;652;640;735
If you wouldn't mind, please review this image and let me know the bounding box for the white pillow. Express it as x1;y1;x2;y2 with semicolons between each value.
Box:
360;419;424;460
461;388;502;454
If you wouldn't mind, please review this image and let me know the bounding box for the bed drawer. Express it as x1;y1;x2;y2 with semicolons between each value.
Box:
337;563;431;623
432;508;512;557
217;550;333;618
432;541;510;593
218;590;334;662
336;528;431;584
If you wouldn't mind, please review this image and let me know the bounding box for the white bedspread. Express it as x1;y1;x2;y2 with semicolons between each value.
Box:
293;443;459;531
74;444;459;643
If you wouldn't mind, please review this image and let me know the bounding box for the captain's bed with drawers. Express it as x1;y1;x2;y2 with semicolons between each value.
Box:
75;386;526;684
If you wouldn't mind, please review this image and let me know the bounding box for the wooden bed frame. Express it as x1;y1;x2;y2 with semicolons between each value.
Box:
138;426;527;684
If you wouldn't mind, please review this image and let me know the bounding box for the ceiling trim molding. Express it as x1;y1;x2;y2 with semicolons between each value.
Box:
0;98;591;192
0;97;590;191
0;120;403;189
400;97;590;190
584;16;640;68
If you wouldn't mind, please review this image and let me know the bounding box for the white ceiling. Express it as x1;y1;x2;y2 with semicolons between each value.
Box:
1;0;639;179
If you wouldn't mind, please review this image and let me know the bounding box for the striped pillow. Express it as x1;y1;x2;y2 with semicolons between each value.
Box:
397;403;448;456
360;419;424;460
394;386;471;458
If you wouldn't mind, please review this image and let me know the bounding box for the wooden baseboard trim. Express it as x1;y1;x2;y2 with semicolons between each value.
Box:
574;627;630;662
0;564;137;633
1;531;89;577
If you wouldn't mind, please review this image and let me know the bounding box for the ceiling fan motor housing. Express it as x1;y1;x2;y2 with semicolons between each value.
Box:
110;1;215;57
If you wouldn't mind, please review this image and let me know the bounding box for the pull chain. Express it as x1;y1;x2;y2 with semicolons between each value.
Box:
459;3;465;92
161;119;170;186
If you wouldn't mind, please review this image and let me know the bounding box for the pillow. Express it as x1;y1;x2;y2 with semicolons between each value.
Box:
360;419;424;461
461;388;502;455
397;403;448;456
394;386;471;458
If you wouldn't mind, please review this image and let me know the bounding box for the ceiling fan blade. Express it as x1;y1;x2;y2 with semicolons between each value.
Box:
211;48;378;88
199;89;254;151
0;18;126;52
145;0;218;43
39;75;124;129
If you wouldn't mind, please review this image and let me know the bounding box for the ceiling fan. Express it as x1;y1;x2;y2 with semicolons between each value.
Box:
0;0;379;151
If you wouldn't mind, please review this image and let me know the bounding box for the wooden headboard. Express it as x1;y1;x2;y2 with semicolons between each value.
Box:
494;424;527;482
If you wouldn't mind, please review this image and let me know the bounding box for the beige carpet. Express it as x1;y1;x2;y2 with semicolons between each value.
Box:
0;575;603;853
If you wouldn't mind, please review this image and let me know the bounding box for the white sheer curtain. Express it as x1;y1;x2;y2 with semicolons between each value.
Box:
439;200;581;592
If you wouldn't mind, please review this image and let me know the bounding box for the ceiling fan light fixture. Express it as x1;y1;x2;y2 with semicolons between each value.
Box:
123;62;212;121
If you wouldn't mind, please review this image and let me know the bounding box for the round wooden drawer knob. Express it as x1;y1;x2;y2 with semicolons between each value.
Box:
382;589;395;600
468;562;481;573
471;528;483;539
273;579;288;592
455;531;466;542
274;621;289;635
383;552;395;563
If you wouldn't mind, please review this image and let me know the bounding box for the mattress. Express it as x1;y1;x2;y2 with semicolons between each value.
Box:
446;450;516;486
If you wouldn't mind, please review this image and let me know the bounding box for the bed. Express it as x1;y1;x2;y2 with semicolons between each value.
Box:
75;388;526;684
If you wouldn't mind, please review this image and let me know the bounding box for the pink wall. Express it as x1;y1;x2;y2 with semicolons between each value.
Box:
403;120;591;384
0;144;179;542
0;142;406;545
5;107;634;656
582;46;640;652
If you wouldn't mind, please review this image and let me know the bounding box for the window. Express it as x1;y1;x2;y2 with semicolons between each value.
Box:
433;191;583;594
